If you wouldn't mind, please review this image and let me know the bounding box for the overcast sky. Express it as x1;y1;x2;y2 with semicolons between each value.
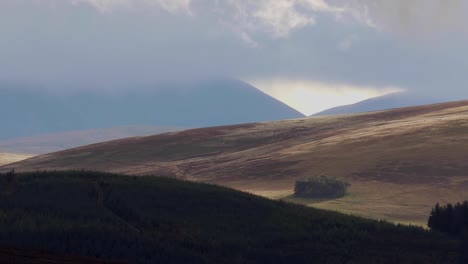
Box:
1;0;467;114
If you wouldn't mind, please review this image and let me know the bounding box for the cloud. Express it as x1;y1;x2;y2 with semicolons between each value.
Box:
70;0;467;46
61;0;468;46
1;0;468;104
146;0;192;14
338;35;358;51
225;0;316;38
18;0;468;42
213;0;346;45
71;0;192;14
70;0;348;45
346;0;468;38
71;0;130;13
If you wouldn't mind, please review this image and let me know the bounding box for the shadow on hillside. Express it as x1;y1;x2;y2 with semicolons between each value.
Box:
280;194;345;205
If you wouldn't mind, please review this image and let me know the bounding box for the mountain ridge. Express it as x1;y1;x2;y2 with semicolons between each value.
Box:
312;92;446;116
0;79;304;140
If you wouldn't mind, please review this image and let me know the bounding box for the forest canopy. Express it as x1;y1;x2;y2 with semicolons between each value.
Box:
0;171;461;263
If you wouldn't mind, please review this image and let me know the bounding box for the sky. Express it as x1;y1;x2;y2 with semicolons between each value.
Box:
1;0;468;115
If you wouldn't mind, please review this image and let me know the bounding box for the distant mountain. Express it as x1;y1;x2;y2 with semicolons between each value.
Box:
0;126;182;154
0;79;304;140
312;92;444;116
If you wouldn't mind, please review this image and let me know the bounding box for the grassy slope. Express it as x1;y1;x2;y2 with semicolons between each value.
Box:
0;171;460;264
3;100;468;225
0;153;33;166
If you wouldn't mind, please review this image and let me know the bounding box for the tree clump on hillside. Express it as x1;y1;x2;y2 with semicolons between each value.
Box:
294;176;350;199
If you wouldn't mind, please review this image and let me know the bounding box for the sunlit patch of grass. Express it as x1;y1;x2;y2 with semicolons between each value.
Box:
0;153;34;166
272;188;433;227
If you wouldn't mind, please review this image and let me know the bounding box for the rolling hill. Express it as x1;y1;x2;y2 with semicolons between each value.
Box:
4;100;468;225
0;126;182;154
0;79;303;140
0;171;460;263
313;92;444;116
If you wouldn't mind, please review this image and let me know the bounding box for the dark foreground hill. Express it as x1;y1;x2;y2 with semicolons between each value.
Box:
0;79;303;140
0;246;123;264
0;171;460;263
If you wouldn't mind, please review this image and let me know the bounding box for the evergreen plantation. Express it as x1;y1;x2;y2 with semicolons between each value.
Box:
428;201;468;237
0;171;462;264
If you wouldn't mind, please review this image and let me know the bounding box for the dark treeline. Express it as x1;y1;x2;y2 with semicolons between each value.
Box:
428;201;468;236
428;201;468;263
0;171;462;263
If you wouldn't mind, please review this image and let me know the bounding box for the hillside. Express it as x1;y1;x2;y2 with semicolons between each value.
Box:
313;92;443;116
4;100;468;224
0;171;460;263
0;153;33;166
0;79;303;140
0;126;182;154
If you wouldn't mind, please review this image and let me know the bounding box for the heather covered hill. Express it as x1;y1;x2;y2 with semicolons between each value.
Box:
5;100;468;224
0;79;303;140
0;171;460;263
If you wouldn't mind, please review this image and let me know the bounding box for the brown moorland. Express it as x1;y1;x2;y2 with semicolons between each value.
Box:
3;100;468;225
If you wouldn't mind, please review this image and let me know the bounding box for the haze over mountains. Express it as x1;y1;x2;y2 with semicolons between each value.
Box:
0;79;303;145
2;1;468;262
0;126;182;154
3;77;466;155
